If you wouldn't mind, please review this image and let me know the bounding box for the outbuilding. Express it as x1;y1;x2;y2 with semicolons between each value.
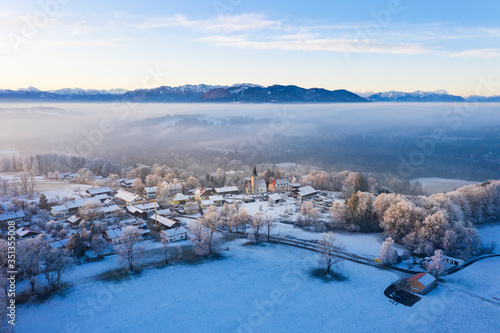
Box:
406;272;436;295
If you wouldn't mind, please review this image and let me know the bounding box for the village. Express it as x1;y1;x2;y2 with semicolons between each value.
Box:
2;160;498;318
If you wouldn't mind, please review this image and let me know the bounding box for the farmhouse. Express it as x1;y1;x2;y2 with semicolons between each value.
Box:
209;195;224;206
268;179;292;193
161;227;188;242
406;272;436;295
296;186;318;201
115;189;145;206
194;188;216;201
200;199;215;209
86;187;112;197
132;202;157;214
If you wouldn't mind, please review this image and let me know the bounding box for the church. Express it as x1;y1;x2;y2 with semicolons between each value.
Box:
245;166;267;195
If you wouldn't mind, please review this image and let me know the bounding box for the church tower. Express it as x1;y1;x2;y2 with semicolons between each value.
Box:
251;165;258;194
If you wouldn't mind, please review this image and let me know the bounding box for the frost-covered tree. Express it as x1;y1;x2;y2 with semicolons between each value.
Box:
43;249;74;291
318;232;345;275
187;219;211;257
263;214;276;241
426;249;447;278
17;236;49;294
160;232;170;264
379;237;399;265
249;213;266;244
114;227;144;271
90;235;108;258
296;201;320;228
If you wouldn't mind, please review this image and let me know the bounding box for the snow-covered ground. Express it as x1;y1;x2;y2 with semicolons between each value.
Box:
410;177;477;195
477;224;500;253
444;257;500;302
16;239;500;333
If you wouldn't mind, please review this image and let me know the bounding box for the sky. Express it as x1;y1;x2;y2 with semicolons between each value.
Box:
1;0;499;96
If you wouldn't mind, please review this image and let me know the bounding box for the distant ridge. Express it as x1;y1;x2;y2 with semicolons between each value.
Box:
0;85;498;103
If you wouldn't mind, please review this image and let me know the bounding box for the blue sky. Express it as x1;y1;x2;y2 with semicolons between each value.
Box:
1;0;499;96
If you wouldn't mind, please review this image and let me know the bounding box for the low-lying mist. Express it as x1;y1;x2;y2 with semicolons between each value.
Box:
0;102;499;180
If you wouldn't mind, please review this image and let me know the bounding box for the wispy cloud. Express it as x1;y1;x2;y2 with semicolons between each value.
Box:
129;13;281;33
197;35;429;54
450;48;500;59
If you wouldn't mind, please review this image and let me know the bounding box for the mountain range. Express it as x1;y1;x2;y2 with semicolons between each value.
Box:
0;85;498;103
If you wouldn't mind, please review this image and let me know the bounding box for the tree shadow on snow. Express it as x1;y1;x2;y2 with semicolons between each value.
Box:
310;268;349;282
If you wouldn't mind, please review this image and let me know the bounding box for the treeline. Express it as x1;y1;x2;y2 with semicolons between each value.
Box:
331;180;500;259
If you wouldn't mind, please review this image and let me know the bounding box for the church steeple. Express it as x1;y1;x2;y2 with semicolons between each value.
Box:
252;165;258;177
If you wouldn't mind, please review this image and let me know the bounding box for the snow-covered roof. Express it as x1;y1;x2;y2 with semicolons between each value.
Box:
49;238;69;249
103;228;123;240
66;198;101;210
408;272;436;287
154;216;177;228
270;179;291;187
214;186;239;194
95;194;111;200
51;205;68;213
115;189;141;203
144;186;157;193
133;202;156;211
67;215;80;223
0;210;25;222
298;186;318;197
126;206;144;214
209;195;224;202
87;187;112;196
257;179;266;188
200;199;215;206
172;193;189;201
15;227;42;238
163;227;187;237
99;205;121;214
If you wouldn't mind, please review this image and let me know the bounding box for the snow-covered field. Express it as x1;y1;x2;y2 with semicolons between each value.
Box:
410;177;477;195
477;224;500;253
444;257;500;302
17;239;500;333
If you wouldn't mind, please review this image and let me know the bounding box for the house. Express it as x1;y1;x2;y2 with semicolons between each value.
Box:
171;192;190;205
95;194;111;202
114;189;145;206
296;186;318;201
66;215;81;228
51;198;102;216
98;205;123;218
15;227;43;239
144;186;157;199
149;215;180;229
200;199;215;209
182;204;199;215
406;272;436;295
132;202;157;214
245;166;267;195
194;188;216;201
155;208;172;216
119;179;134;188
268;193;282;204
442;255;465;267
213;186;240;196
0;211;25;225
49;238;69;249
86;187;112;197
208;195;224;206
126;205;148;219
161;227;188;242
268;179;292;193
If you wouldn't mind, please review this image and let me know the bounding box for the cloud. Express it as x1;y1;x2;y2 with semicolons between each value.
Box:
130;13;281;33
197;35;429;55
450;48;500;59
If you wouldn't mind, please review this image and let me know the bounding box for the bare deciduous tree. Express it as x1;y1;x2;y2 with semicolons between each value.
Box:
318;232;345;275
114;227;144;271
17;236;48;294
90;235;108;258
160;232;170;264
263;214;276;242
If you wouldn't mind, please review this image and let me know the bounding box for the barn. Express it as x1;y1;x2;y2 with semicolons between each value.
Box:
406;272;436;295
